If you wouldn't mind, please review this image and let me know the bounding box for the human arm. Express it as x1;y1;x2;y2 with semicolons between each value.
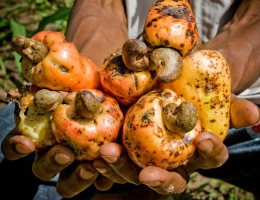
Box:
203;0;260;94
65;0;128;67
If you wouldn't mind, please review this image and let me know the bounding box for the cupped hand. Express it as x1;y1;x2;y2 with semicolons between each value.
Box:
97;131;228;196
1;128;35;160
1;93;259;197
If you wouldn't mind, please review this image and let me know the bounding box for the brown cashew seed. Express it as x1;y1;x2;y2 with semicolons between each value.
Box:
100;47;157;106
34;89;66;112
11;35;49;63
122;39;150;71
151;48;183;83
163;101;199;134
75;90;102;120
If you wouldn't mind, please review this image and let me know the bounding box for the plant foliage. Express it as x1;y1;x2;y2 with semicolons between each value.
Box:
0;0;73;90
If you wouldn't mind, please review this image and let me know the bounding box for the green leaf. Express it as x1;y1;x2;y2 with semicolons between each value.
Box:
35;0;45;3
34;7;72;34
0;57;7;76
12;52;24;82
0;3;28;14
10;20;26;37
0;18;9;28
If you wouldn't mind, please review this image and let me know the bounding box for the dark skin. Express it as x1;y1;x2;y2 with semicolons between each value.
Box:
1;0;260;198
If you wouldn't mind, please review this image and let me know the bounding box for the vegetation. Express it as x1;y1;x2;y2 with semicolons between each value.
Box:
0;0;73;91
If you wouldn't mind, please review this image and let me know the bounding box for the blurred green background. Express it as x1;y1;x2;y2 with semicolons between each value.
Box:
0;0;73;103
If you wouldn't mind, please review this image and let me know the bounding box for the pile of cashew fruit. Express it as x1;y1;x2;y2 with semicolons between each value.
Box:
6;0;258;170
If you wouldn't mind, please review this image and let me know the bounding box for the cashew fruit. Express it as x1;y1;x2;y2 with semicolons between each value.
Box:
122;89;201;170
11;31;100;91
142;0;199;56
101;40;157;106
51;89;124;161
6;85;65;149
159;50;231;141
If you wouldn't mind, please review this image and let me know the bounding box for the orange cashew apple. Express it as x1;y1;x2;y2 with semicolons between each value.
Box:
122;89;201;170
101;39;157;106
142;0;199;56
51;89;124;161
11;31;100;91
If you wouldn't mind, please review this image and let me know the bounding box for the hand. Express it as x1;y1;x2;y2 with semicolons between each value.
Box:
66;0;128;67
202;0;260;94
93;131;228;196
1;94;259;197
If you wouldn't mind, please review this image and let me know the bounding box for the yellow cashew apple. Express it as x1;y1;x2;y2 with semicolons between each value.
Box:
6;84;66;149
159;50;231;141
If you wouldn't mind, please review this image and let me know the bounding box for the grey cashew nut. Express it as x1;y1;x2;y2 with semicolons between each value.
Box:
151;48;183;83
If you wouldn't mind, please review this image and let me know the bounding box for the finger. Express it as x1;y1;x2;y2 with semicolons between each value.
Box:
1;128;35;160
93;158;127;184
32;144;75;181
230;93;260;128
100;142;142;185
94;174;115;191
191;131;228;170
56;162;99;198
139;166;187;195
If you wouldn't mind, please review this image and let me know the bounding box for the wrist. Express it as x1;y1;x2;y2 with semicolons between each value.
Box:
66;0;128;66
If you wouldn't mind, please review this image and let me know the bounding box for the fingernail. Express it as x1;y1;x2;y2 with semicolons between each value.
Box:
143;181;161;187
101;156;118;164
79;167;95;180
95;167;108;174
197;139;213;152
54;152;71;165
15;143;33;154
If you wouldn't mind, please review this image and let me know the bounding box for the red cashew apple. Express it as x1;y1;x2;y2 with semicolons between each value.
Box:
122;89;201;170
51;89;124;161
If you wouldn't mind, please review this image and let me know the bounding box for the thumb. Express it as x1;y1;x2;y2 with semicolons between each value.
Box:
230;93;260;128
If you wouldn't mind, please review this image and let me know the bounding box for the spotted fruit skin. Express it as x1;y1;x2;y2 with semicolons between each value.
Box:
51;89;124;161
10;85;56;149
22;31;100;91
143;0;198;56
101;49;157;106
122;89;201;170
159;50;231;141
